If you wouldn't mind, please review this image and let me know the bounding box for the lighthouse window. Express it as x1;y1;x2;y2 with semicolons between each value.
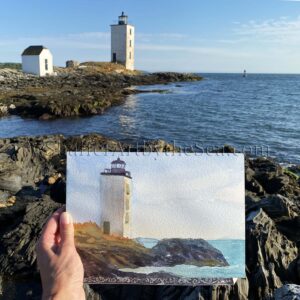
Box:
125;213;129;224
126;183;130;195
125;197;130;210
129;40;132;47
129;52;132;59
130;29;132;35
45;59;48;71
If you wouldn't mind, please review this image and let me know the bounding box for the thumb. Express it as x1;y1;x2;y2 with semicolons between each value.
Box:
59;212;75;249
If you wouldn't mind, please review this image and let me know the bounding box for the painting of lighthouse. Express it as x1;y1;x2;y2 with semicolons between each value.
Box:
100;158;132;237
67;152;245;285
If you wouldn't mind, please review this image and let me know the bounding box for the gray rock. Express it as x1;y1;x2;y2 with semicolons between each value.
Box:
275;284;300;300
248;194;298;222
247;209;298;299
0;196;61;275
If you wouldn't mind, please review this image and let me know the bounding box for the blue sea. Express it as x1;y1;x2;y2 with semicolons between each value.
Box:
0;73;299;163
121;238;245;279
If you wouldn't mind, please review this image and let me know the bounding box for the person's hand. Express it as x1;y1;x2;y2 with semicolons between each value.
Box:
36;208;85;300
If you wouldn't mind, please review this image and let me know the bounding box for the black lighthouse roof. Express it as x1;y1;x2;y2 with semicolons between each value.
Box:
101;157;131;178
118;11;128;25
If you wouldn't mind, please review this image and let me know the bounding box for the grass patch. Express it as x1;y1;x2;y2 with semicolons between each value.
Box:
284;169;299;180
0;63;22;70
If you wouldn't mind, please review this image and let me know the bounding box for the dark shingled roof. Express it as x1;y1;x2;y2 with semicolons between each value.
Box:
22;46;47;56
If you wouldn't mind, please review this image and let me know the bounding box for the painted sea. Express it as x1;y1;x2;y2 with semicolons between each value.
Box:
120;238;245;279
0;73;299;163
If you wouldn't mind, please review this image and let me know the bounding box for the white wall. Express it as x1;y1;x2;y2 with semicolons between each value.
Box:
126;25;135;70
100;175;132;237
22;55;40;75
111;24;135;70
22;49;54;76
39;49;54;76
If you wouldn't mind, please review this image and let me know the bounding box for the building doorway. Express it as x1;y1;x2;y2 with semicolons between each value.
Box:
112;53;117;63
103;221;110;234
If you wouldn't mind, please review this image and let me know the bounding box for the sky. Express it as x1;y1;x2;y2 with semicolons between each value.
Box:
67;152;245;240
1;0;300;73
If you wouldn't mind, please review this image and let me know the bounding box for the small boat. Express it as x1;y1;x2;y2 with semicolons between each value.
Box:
243;70;247;78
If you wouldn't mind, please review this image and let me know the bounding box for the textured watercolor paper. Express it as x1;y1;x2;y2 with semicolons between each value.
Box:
67;152;245;285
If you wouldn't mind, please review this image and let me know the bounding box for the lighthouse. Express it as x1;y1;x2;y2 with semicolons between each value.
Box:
111;12;135;70
100;158;132;237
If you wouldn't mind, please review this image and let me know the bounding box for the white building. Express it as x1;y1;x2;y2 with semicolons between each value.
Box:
21;46;54;76
111;12;135;71
100;158;132;237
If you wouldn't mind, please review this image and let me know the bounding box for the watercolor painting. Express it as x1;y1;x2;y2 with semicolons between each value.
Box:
67;152;245;285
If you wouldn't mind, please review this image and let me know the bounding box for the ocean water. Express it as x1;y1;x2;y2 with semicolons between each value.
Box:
121;238;245;279
0;73;299;163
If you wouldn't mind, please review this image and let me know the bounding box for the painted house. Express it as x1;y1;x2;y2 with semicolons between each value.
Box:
21;46;54;76
100;158;132;237
111;12;135;71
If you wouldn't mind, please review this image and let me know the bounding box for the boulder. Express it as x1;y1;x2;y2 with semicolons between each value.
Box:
277;217;300;243
247;194;299;222
66;60;80;68
275;284;300;300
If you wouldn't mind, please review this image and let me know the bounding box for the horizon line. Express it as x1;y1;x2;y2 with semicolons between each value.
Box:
1;61;300;75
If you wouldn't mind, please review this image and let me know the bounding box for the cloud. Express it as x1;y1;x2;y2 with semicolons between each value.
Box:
234;16;300;46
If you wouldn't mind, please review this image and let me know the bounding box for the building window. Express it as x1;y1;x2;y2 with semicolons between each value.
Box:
130;29;132;35
45;59;48;71
129;52;132;59
129;40;132;47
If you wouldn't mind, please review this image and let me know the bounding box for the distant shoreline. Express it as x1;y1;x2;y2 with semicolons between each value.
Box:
0;64;202;120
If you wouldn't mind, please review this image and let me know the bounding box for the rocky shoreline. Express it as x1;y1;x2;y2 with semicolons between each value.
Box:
0;133;299;299
0;67;202;120
74;222;228;284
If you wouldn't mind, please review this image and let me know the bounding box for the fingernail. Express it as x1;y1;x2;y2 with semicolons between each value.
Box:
61;212;72;225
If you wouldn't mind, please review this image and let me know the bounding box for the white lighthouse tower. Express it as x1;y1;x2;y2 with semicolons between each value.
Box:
100;158;132;237
111;12;135;71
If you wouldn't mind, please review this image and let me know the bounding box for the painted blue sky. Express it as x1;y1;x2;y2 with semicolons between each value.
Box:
1;0;300;72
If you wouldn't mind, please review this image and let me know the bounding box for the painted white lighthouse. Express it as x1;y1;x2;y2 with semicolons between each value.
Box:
111;12;135;71
100;158;132;237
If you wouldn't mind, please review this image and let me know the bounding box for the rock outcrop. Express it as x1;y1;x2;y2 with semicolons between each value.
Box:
246;209;298;299
274;284;300;300
0;68;202;120
75;223;228;283
0;135;299;299
152;238;228;267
